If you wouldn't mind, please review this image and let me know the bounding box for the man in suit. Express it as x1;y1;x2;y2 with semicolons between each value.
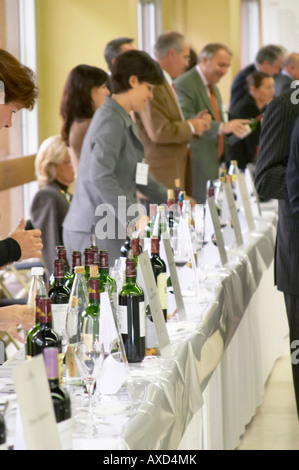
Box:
134;31;211;192
255;89;299;418
175;43;250;203
230;44;284;111
104;37;135;72
275;53;299;96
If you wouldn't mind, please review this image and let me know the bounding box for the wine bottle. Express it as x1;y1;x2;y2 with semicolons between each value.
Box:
65;250;82;291
150;237;167;322
131;237;140;269
178;191;185;214
31;297;63;382
65;266;88;384
26;266;47;359
81;267;100;341
174;178;181;203
98;250;117;311
228;160;239;200
49;246;70;287
84;247;94;279
26;295;46;359
43;348;72;450
144;204;157;239
118;258;145;363
0;413;6;450
167;189;175;237
48;259;70;340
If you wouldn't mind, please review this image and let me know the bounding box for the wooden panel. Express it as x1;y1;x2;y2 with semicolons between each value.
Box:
0;155;36;191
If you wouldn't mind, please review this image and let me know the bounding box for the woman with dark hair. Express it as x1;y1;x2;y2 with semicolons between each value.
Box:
226;70;275;170
63;50;168;265
60;64;109;177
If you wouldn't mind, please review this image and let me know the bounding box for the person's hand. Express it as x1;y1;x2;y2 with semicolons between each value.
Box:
0;304;34;342
189;114;211;136
9;218;43;260
135;214;149;238
220;119;251;138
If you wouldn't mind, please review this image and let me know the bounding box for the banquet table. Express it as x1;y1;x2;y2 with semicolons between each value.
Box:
0;200;289;451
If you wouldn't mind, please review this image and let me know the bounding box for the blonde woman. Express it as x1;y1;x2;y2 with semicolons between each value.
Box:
29;135;74;281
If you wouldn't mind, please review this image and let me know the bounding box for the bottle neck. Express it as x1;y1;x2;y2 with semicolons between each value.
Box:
125;275;136;284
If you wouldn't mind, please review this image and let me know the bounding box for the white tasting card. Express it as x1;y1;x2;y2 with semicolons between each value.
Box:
12;355;62;450
208;197;228;266
246;164;262;217
161;232;186;321
224;182;244;246
236;173;256;231
135;162;149;185
138;251;170;354
97;292;129;395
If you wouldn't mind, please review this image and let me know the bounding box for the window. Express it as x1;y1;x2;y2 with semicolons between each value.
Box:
138;0;162;55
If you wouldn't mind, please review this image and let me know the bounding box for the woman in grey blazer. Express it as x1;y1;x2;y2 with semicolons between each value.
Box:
63;50;168;265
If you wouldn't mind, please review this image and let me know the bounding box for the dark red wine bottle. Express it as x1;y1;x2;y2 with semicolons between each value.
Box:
31;297;63;382
150;236;167;322
43;348;72;450
118;259;145;363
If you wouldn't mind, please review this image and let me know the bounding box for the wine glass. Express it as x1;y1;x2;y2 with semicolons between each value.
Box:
74;317;104;426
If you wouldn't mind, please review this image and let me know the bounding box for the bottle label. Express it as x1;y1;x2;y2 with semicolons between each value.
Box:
65;344;78;379
118;305;128;334
139;301;145;338
57;418;72;450
157;273;167;310
69;296;79;308
51;304;68;338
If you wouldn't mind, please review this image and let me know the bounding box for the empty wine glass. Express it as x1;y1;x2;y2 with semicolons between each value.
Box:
74;317;104;428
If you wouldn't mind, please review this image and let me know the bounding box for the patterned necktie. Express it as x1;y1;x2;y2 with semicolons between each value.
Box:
208;84;224;158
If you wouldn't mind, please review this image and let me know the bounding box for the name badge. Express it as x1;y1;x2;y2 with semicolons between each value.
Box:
136;162;149;185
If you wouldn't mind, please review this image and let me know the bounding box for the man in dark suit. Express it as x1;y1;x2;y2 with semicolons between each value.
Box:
255;88;299;418
230;44;284;111
275;53;299;96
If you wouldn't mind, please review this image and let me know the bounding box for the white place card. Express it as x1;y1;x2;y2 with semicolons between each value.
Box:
208;197;228;266
98;292;130;395
246;165;262;217
236;173;256;231
224;183;244;246
138;251;170;354
12;355;61;450
161;232;186;321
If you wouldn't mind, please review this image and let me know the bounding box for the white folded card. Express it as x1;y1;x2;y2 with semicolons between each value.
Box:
236;173;256;231
224;183;244;246
138;251;170;354
208;197;228;266
161;232;186;320
12;355;61;450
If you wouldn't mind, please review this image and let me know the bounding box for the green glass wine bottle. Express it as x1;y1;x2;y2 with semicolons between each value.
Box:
118;258;145;363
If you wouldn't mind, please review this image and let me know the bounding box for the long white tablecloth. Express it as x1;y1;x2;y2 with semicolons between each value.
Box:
0;203;289;451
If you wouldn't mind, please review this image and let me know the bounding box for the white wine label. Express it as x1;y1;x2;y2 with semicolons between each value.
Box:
139;301;146;338
51;304;68;338
117;305;128;334
157;273;167;309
